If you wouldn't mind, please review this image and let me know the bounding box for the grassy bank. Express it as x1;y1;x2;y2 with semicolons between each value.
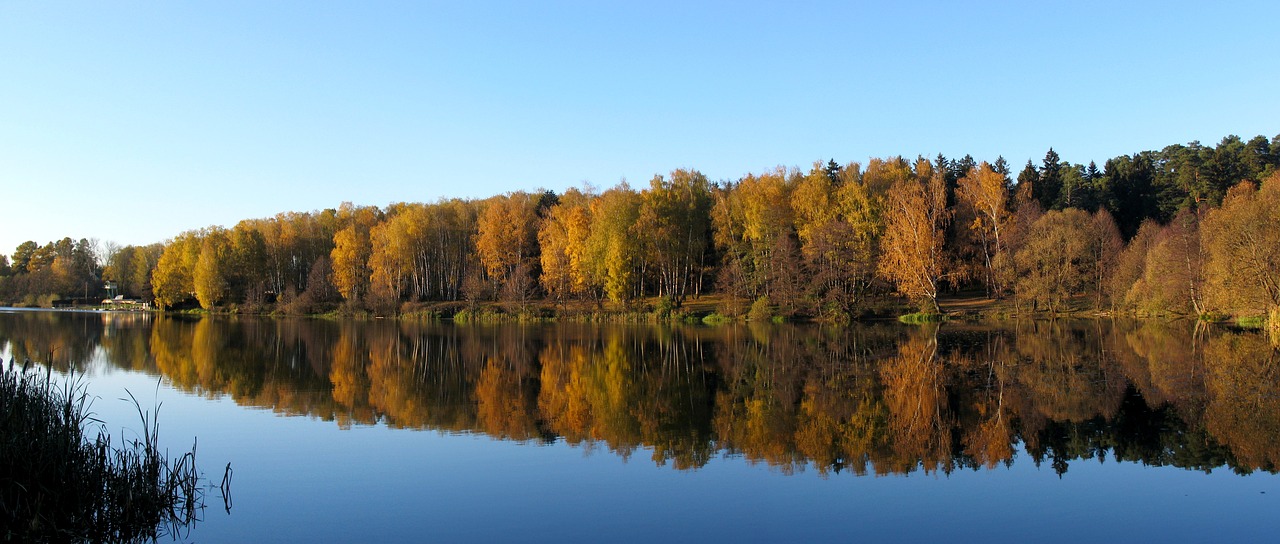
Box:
1;360;209;542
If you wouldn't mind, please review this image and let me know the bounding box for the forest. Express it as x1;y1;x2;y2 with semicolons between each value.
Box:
1;133;1278;322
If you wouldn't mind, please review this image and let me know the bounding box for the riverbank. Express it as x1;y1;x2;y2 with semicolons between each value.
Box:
11;292;1275;331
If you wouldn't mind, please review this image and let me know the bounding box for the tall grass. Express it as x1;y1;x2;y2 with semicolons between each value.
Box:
898;312;946;324
1;359;208;543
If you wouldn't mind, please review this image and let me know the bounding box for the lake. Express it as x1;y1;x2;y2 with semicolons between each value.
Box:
2;309;1277;542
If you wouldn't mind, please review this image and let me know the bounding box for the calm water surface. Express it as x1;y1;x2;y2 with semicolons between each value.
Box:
2;309;1278;542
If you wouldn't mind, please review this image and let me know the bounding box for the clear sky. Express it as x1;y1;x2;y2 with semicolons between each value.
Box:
2;1;1277;259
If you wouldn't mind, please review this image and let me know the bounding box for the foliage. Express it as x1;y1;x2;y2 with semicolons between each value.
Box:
701;312;732;325
584;184;642;304
4;132;1278;320
747;296;773;322
633;170;713;305
897;312;944;324
877;158;950;312
956;162;1012;296
1202;172;1280;315
1013;208;1118;313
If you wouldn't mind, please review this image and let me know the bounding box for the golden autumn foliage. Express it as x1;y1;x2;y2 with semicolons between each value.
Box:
193;228;231;309
329;204;382;303
634;170;713;304
1201;173;1280;315
16;139;1276;321
1013;209;1121;313
475;192;541;300
152;230;204;309
956;162;1012;296
878;159;950;312
584;185;642;304
538;188;594;302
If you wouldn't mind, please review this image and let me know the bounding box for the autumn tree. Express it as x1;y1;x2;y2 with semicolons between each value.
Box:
1013;209;1116;313
538;187;595;302
634;170;713;305
792;161;882;316
1089;210;1124;309
193;227;231;309
584;184;641;304
369;204;426;306
104;244;162;299
1107;219;1161;310
956;162;1012;296
251;210;339;299
1129;209;1206;315
475;192;541;303
1202;173;1280;314
152;231;204;309
878;158;950;313
228;223;269;305
711;168;798;305
329;203;382;304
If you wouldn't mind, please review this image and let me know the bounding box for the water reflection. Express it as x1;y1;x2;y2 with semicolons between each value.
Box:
1;310;1277;476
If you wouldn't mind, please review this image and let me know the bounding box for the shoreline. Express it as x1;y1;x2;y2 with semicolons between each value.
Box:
1;296;1265;328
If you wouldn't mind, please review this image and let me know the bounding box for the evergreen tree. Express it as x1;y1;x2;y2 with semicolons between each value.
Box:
1037;148;1063;210
1016;160;1039;207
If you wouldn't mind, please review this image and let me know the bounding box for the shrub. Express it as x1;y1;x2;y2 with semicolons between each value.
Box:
747;296;773;322
1236;315;1267;329
701;313;732;325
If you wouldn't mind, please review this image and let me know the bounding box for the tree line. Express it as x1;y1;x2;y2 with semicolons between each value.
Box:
1;133;1277;320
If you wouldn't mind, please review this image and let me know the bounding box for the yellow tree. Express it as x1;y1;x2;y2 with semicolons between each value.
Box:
584;184;641;304
1125;209;1205;315
104;244;161;299
710;167;799;309
229;222;269;304
538;187;594;301
1202;173;1280;314
1108;219;1161;310
1013;208;1116;313
369;203;433;306
792;160;882;315
329;203;381;304
956;162;1011;296
633;169;712;304
193;227;231;309
877;158;950;313
474;192;541;301
1089;210;1124;309
152;231;204;309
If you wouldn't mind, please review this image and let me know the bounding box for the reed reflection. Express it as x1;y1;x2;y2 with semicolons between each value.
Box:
2;310;1277;476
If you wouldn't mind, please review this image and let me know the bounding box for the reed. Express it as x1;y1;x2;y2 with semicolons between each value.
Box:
1;359;207;543
898;312;946;324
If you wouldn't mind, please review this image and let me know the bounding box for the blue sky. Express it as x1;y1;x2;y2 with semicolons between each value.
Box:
2;1;1277;258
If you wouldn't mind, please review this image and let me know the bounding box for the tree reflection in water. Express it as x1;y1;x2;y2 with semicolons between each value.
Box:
2;311;1277;476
